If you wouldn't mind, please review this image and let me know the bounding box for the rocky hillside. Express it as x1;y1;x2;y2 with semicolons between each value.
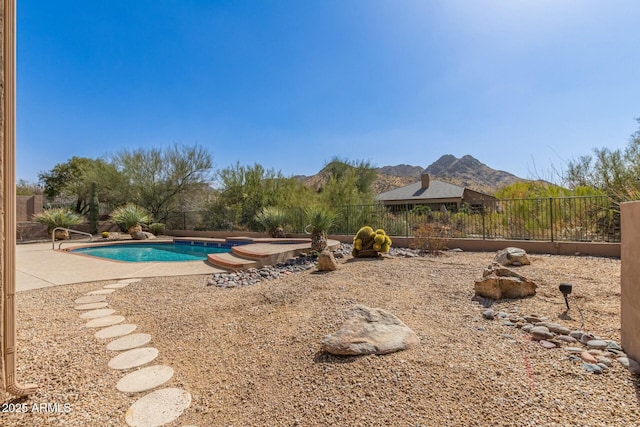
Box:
300;155;524;195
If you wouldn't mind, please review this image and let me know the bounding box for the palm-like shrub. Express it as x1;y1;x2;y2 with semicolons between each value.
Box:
305;207;336;252
255;207;287;238
33;208;85;240
110;203;152;235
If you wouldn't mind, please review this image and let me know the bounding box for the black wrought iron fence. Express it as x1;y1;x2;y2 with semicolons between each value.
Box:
114;195;622;243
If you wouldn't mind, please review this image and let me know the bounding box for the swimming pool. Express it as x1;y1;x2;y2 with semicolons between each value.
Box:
70;241;234;262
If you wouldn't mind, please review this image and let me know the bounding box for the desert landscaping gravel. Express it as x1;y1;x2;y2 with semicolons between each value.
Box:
3;250;639;426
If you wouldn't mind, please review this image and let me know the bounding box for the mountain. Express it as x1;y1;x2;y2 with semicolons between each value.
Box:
301;155;525;195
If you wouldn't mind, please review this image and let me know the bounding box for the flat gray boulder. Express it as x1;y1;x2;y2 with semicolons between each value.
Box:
321;305;419;355
494;247;530;266
474;263;537;300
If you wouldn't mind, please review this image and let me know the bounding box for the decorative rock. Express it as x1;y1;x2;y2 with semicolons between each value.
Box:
116;365;175;393
587;339;608;350
502;321;515;327
317;249;338;272
537;322;571;335
108;347;159;370
74;302;109;310
493;247;531;266
618;357;640;374
597;357;613;367
321;305;419;355
568;355;581;362
482;309;495;320
565;347;583;354
580;333;597;345
95;324;137;339
606;341;623;351
474;263;537;300
556;335;578;344
582;363;603;374
524;316;542;324
580;351;598;364
79;308;116;319
86;289;116;295
569;330;584;340
597;363;609;372
74;295;107;305
539;340;557;349
530;326;554;341
84;315;126;328
124;388;191;427
107;333;152;351
497;312;508;318
521;324;534;333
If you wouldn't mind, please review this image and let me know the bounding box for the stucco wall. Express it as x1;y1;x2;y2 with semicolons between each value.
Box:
621;201;640;362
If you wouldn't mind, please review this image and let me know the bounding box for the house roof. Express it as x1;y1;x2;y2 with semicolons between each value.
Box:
376;179;466;202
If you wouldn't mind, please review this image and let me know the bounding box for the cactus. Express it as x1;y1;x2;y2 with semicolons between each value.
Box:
89;182;99;235
352;226;392;257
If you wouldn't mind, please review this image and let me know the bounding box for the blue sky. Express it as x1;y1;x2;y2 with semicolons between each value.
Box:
17;0;640;183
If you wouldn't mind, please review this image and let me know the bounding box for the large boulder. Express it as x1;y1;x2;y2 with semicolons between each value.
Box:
321;305;419;355
494;247;531;266
317;249;338;271
474;263;537;300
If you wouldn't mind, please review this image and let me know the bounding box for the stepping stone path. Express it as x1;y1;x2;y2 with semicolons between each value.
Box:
95;324;138;339
79;308;116;319
475;301;640;376
107;333;152;351
84;315;125;328
72;278;192;426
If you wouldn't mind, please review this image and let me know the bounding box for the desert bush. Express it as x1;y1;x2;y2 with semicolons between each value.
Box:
410;223;449;255
149;222;166;236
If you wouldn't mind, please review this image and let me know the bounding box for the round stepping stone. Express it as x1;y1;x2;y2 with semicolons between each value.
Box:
118;278;141;284
85;315;125;328
107;333;152;351
108;347;158;370
79;308;116;319
124;388;191;427
74;295;106;305
95;324;137;339
86;289;116;295
74;302;109;311
116;365;174;393
104;282;131;289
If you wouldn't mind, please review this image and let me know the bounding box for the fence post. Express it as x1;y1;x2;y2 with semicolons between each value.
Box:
549;198;554;242
405;204;409;237
482;199;486;240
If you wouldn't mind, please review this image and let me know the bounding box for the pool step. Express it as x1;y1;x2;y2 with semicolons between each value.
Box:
207;253;258;270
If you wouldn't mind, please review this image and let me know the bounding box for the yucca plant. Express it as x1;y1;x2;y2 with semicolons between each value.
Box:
33;208;85;240
255;207;288;238
305;207;337;252
110;203;152;239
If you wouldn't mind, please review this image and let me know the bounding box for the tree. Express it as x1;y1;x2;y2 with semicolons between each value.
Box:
113;143;214;222
16;179;42;196
320;158;377;207
38;156;127;213
564;119;640;200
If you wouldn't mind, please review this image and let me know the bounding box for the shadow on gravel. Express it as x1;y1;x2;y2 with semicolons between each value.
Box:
313;351;359;364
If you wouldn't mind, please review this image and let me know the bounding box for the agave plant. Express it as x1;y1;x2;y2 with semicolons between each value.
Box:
305;207;337;252
110;203;152;238
33;208;85;240
255;207;287;238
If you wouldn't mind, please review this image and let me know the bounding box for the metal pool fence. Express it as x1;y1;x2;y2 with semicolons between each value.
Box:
112;195;625;243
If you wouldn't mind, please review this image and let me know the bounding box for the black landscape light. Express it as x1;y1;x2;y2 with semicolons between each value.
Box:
559;283;572;310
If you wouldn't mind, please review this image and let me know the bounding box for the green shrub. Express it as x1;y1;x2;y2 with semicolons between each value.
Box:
149;223;166;236
110;203;152;233
33;208;84;233
255;207;287;237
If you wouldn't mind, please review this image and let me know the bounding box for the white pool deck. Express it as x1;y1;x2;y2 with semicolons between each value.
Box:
16;241;226;292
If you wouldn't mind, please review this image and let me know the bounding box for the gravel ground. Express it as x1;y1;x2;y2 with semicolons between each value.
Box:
3;250;639;426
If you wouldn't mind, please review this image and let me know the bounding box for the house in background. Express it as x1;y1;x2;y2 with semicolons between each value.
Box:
376;173;496;213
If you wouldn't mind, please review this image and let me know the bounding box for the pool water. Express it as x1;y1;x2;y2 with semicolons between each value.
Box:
71;242;232;262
